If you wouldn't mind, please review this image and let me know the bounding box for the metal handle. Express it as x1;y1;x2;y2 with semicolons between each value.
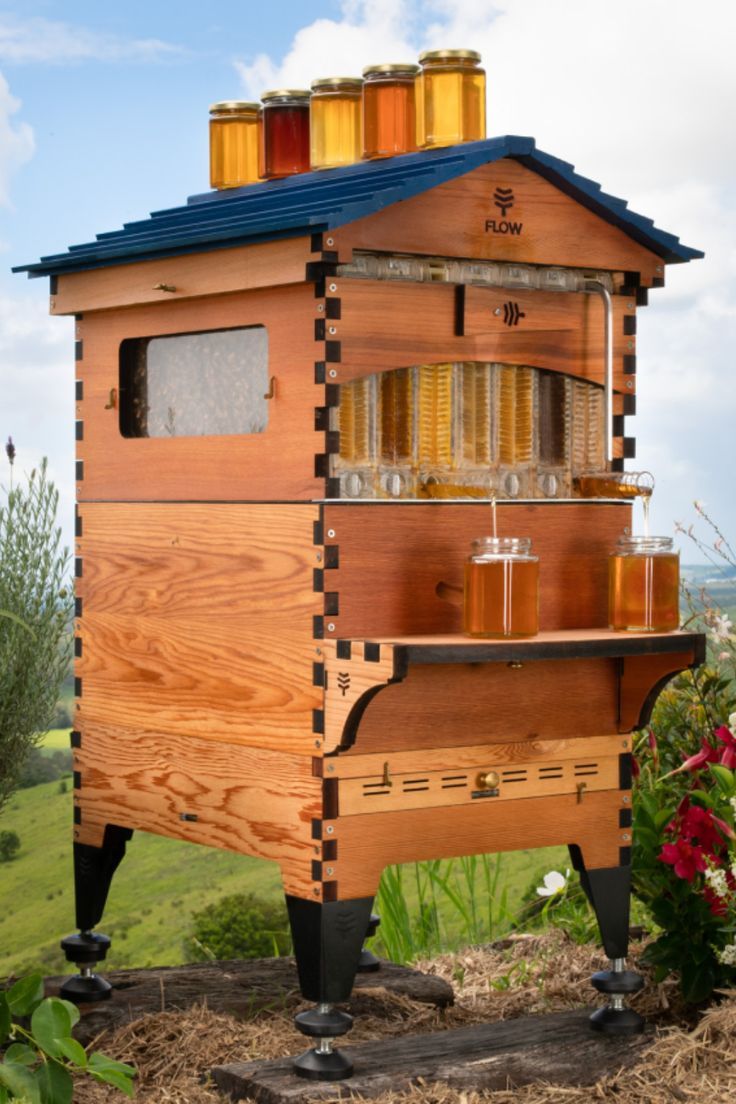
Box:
583;280;613;464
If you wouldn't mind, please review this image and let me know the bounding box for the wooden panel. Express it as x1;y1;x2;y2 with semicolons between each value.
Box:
619;651;697;732
322;502;630;637
349;659;619;753
76;503;322;754
73;727;320;898
75;284;322;501
334;160;663;281
332;280;634;394
329;790;628;898
52;237;312;315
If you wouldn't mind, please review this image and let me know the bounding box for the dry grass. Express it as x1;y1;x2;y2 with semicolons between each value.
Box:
71;934;734;1103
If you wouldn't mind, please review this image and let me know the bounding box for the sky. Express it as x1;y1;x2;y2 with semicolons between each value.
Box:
1;0;734;562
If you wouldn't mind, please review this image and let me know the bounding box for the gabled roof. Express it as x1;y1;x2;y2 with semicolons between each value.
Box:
14;135;703;278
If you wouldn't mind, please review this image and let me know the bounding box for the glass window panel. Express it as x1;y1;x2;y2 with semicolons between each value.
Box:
119;326;268;438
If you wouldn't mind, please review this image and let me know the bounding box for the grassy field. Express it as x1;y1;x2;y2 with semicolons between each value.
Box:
0;773;565;979
40;728;73;750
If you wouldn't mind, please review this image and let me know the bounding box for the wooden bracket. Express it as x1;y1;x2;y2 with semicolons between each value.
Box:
323;640;404;754
618;649;701;732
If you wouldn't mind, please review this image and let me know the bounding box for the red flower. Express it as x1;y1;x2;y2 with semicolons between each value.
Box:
715;726;736;769
631;754;641;779
658;839;709;882
703;886;730;917
681;740;719;773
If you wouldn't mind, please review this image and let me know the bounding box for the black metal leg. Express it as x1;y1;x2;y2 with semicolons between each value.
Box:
357;912;381;972
568;847;644;1035
60;825;133;1004
286;894;374;1081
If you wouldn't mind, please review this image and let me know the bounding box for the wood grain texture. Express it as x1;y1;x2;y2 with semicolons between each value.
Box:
347;659;619;753
323;641;398;754
322;502;630;637
334;160;663;281
74;727;320;897
330;280;634;396
75;284;323;502
329;790;628;898
619;651;697;733
52;237;312;315
76;503;322;754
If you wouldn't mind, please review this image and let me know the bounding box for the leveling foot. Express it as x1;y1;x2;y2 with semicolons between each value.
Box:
59;931;113;1004
589;958;644;1035
293;1003;354;1080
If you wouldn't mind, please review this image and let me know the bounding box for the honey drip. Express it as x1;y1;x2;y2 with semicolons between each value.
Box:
416;363;454;467
380;367;413;462
461;362;492;465
497;365;533;465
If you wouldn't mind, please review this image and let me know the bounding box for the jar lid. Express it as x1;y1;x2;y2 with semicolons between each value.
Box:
615;535;675;552
363;63;420;78
471;536;534;557
209;101;260;115
419;48;482;63
261;89;312;104
311;76;363;91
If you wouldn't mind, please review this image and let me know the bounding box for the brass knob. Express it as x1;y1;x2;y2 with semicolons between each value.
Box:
476;770;500;791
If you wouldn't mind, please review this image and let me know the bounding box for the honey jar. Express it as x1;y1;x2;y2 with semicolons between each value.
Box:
463;537;539;638
310;77;363;170
609;536;680;633
418;49;486;150
261;90;311;179
209;101;262;189
362;64;420;159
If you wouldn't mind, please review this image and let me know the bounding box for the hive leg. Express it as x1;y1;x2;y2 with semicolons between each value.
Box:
569;847;644;1035
60;825;133;1004
357;912;381;972
286;894;375;1080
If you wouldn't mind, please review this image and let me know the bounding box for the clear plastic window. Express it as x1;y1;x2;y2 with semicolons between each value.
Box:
119;326;269;438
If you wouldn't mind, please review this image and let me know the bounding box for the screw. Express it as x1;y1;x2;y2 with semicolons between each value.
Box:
326;866;334;875
316;552;322;562
326;825;334;834
622;833;631;841
623;795;631;804
327;764;335;772
626;380;634;389
329;369;337;378
317;304;324;312
326;237;334;246
314;739;321;748
494;307;502;316
623;527;631;535
622;740;629;748
656;264;663;272
327;622;335;632
329;283;337;292
314;846;319;854
327;529;336;538
627;302;635;309
313;887;320;896
315;647;322;655
627;341;634;350
328;326;337;335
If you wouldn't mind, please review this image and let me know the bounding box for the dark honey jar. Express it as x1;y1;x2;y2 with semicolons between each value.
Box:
362;64;420;159
261;89;311;178
609;536;680;633
463;537;539;638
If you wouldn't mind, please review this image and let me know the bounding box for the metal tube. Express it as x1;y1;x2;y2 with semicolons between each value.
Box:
583;280;614;463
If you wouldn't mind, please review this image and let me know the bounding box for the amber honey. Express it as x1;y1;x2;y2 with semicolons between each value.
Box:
310;77;362;169
419;50;486;149
209;102;261;189
463;537;539;638
576;472;654;499
609;537;679;632
362;64;419;158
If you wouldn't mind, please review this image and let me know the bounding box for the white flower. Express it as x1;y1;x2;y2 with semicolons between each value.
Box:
711;615;733;642
718;942;736;967
705;866;729;898
536;870;568;897
729;714;736;733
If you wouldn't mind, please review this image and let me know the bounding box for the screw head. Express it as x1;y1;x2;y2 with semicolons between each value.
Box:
626;380;634;389
627;301;635;309
329;283;337;292
327;622;336;632
623;795;631;804
326;825;334;834
327;529;336;538
314;739;321;748
329;369;337;378
326;237;334;246
317;303;324;312
316;552;322;562
327;764;335;772
326;866;334;875
328;326;337;335
622;833;631;842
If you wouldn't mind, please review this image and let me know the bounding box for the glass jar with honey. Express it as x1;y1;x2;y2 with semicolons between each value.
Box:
463;537;539;638
261;90;311;178
209;101;262;189
362;64;420;159
608;536;680;633
418;49;486;150
310;77;363;170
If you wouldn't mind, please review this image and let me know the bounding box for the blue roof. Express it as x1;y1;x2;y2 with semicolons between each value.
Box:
14;135;703;278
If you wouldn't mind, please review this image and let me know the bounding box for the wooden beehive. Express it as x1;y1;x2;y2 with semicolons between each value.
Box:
16;135;704;1071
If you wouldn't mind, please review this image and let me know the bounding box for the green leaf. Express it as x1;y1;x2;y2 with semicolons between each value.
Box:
37;1060;73;1104
0;1082;8;1103
654;807;676;831
88;1053;136;1078
0;1061;41;1104
709;763;736;795
0;609;34;636
54;1038;86;1068
30;999;72;1059
4;1044;36;1067
55;1002;79;1031
7;976;44;1018
89;1068;135;1097
0;995;11;1043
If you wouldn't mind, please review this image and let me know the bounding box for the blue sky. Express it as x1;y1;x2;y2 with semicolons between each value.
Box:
2;0;734;562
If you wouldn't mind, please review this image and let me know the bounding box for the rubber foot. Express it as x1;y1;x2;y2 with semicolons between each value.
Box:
293;1046;353;1081
357;948;381;972
365;913;380;939
60;932;110;966
592;969;644;995
295;1007;352;1038
589;1006;645;1035
60;973;112;1004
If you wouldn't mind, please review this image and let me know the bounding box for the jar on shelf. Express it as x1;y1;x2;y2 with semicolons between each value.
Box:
463;536;539;638
418;49;486;150
310;77;363;170
261;89;311;179
575;471;655;500
362;64;420;159
209;101;262;189
608;536;680;633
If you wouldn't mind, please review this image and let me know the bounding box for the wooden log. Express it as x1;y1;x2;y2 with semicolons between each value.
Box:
42;959;453;1045
212;1008;649;1102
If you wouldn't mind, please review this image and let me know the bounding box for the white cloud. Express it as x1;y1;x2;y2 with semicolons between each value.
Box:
0;15;183;64
0;70;33;206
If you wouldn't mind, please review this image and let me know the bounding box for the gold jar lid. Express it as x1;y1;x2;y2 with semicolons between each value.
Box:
419;48;482;64
362;63;420;78
209;100;261;115
261;89;311;104
311;76;363;92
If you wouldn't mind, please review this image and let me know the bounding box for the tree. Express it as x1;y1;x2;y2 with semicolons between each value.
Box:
0;829;21;862
0;445;73;815
184;893;291;961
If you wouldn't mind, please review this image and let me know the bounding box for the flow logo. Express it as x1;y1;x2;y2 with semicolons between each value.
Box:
337;671;351;696
499;301;525;327
485;186;523;236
